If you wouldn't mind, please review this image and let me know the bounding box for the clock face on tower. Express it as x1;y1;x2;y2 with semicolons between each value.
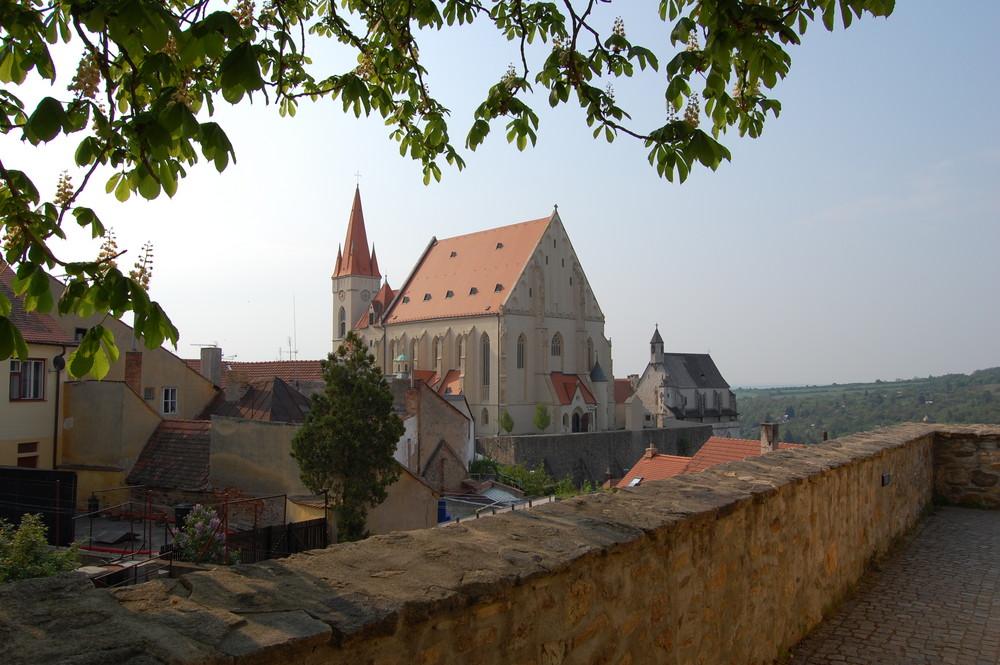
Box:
361;290;371;302
338;290;346;301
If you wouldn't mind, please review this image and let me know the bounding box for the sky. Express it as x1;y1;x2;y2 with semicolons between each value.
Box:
3;2;998;387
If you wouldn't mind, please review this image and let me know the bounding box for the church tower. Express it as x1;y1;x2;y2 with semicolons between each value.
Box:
332;187;382;349
650;325;665;365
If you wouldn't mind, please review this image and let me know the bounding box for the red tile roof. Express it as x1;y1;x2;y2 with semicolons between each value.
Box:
383;215;552;324
616;437;803;488
614;378;634;403
437;369;462;396
550;372;596;405
185;359;324;388
126;420;212;491
412;369;437;388
355;281;396;329
0;264;76;347
684;437;802;474
333;187;379;278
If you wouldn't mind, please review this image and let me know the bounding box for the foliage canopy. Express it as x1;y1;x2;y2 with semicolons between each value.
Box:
533;403;551;431
290;331;404;541
0;513;78;584
0;0;894;368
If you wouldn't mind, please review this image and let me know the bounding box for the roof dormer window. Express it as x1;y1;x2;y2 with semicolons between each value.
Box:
402;296;410;304
495;242;503;250
469;287;478;295
423;293;432;301
445;290;454;298
450;251;457;258
494;283;503;292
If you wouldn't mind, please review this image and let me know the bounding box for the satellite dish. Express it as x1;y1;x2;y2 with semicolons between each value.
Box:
53;355;66;371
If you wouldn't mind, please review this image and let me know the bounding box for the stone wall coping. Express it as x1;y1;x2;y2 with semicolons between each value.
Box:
1;423;997;665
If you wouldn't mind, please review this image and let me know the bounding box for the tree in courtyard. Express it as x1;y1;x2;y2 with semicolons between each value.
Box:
291;331;404;542
499;409;514;434
0;513;78;584
0;0;895;367
533;404;551;432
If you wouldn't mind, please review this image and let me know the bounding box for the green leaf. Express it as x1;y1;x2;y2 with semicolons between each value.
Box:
24;97;67;143
0;317;30;361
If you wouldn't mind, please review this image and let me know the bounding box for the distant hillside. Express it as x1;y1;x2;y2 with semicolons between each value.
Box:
734;368;1000;444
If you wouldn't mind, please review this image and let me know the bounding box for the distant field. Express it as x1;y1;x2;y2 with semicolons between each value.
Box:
733;368;1000;444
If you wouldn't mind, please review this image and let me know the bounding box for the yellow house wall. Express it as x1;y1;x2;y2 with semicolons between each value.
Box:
50;303;217;419
209;417;310;497
366;469;439;534
1;343;69;468
62;382;162;469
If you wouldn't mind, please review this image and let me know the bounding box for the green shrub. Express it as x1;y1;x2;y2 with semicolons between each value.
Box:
0;514;78;584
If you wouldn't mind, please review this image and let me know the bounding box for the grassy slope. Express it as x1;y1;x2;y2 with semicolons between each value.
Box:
734;368;1000;444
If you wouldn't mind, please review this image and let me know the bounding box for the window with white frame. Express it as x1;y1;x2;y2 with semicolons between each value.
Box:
162;387;178;414
9;359;45;400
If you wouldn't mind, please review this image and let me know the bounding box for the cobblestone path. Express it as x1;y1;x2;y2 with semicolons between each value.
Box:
788;506;999;665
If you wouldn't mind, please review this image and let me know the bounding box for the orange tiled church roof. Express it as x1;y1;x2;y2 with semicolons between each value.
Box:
383;215;552;324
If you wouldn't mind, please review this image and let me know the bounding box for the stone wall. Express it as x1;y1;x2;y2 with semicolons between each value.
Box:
478;421;712;485
933;427;1000;507
3;424;998;665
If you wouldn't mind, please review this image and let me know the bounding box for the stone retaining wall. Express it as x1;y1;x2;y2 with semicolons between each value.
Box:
2;424;997;665
933;428;1000;507
478;422;712;485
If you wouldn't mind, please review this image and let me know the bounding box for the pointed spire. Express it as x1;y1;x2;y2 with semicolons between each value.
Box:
335;186;378;277
333;245;343;277
650;324;664;364
370;245;381;279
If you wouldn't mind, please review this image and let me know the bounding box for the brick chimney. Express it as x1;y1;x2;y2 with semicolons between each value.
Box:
760;422;780;454
644;443;658;459
200;347;222;386
125;351;142;394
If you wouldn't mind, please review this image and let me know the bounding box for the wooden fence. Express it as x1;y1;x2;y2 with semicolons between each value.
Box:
226;517;328;564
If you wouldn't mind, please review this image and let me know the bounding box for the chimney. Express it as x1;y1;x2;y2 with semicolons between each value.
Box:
224;370;250;402
200;347;223;386
760;422;780;454
644;443;658;459
125;351;142;394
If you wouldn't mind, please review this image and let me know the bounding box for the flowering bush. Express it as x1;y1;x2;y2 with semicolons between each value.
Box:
172;505;237;565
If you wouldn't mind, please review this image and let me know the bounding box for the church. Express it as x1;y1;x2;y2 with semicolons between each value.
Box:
331;188;616;436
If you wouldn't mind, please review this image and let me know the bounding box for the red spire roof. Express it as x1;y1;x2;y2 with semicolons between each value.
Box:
333;187;380;278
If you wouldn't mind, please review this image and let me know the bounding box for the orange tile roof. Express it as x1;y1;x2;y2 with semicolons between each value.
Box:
618;454;691;487
384;215;552;324
616;437;803;488
684;437;803;474
333;187;379;278
614;378;634;403
437;369;462;395
355;281;395;329
413;369;437;387
186;359;324;388
550;372;597;405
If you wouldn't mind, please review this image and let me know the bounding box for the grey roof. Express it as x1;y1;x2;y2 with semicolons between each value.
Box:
650;326;663;345
658;353;730;389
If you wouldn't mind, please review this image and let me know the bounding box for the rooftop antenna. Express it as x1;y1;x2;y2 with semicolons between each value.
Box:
292;296;299;361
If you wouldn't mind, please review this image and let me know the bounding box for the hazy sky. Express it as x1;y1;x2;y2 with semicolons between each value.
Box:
4;2;998;387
